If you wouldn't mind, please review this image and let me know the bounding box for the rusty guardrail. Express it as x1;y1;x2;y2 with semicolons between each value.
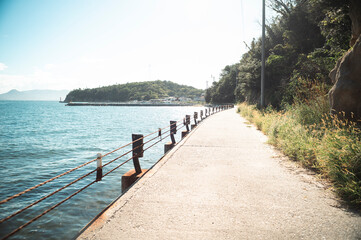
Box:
0;104;233;239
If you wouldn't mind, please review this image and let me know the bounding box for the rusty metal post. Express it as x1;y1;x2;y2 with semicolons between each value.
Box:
182;115;191;138
200;110;203;120
96;153;102;182
170;121;177;135
121;135;147;192
194;112;198;125
186;115;190;131
170;121;177;144
158;128;162;140
132;134;143;174
164;121;177;153
182;115;190;138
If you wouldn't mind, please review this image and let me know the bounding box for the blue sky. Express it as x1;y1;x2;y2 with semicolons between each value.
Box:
0;0;275;93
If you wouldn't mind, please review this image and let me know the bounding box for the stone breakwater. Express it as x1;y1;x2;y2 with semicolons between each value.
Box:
66;102;194;107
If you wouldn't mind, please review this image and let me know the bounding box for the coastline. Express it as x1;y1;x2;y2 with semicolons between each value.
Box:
65;102;200;107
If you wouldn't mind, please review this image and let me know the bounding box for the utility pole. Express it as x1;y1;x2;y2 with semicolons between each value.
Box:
261;0;266;108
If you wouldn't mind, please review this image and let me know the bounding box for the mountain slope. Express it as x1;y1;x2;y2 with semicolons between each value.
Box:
0;89;69;101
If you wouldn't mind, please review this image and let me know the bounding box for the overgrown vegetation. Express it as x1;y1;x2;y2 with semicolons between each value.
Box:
206;0;360;207
238;97;361;207
206;0;351;106
64;80;203;102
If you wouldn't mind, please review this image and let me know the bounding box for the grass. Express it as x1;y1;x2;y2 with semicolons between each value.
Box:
237;101;361;207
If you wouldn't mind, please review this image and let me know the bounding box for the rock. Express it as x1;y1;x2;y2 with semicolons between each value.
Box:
329;35;361;119
328;0;361;120
350;0;361;47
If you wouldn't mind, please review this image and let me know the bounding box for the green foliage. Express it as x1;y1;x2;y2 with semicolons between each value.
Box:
64;80;203;103
206;0;351;108
207;0;360;208
238;102;361;207
283;77;330;122
233;0;361;207
205;64;240;104
317;118;361;204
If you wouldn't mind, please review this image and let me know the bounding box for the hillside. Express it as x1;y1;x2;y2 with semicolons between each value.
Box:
64;81;204;103
205;0;354;107
0;89;69;101
210;0;361;207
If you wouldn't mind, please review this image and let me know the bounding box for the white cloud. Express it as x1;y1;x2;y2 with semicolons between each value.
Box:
0;74;53;93
44;64;56;70
0;57;120;93
0;64;77;93
0;63;8;71
0;50;216;94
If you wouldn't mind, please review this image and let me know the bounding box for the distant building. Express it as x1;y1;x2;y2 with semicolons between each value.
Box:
150;99;162;103
193;96;205;102
178;97;192;102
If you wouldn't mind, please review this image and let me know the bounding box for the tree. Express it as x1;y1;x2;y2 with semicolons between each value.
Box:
205;64;239;104
64;81;204;102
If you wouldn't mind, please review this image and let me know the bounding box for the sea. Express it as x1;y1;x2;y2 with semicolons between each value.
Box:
0;101;204;240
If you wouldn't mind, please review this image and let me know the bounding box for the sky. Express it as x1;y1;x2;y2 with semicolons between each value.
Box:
0;0;276;93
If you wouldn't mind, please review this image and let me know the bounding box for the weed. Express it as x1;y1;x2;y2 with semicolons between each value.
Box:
237;102;361;207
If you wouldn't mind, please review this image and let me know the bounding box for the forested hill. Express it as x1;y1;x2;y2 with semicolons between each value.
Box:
64;81;203;103
205;0;352;107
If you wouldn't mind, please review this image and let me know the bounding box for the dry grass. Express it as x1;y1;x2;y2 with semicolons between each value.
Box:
238;102;361;207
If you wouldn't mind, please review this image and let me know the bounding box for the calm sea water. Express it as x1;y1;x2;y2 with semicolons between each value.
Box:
0;101;204;239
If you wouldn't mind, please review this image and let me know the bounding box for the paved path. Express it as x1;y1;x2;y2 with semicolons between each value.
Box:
77;109;361;240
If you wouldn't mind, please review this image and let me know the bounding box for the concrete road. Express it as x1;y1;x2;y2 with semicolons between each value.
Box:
77;109;361;240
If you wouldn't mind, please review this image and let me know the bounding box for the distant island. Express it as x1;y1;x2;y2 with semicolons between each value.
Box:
0;89;69;101
64;80;204;104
